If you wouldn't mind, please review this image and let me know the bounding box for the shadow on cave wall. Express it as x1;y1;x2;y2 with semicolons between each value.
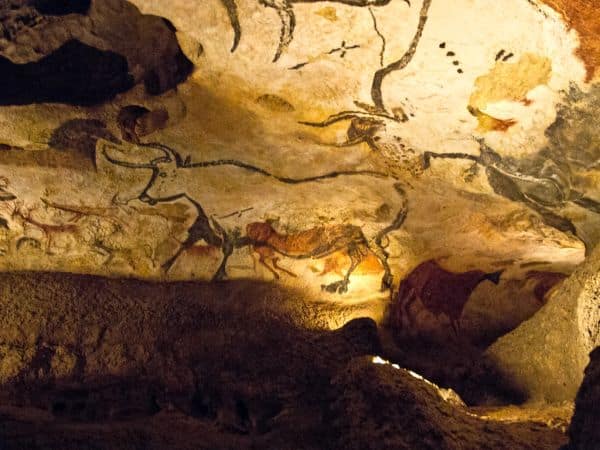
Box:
0;273;523;411
0;40;134;106
0;272;568;449
30;0;92;16
0;0;194;106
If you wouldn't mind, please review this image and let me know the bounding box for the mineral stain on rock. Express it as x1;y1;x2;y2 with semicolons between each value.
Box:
468;53;552;132
540;0;600;82
256;94;296;112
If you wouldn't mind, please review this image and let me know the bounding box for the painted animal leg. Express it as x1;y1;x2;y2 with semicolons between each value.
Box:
272;256;297;277
162;246;186;273
321;243;364;294
212;236;234;282
370;242;392;292
258;253;280;280
373;184;408;292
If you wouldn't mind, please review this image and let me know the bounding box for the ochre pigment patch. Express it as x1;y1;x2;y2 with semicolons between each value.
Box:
468;107;518;133
540;0;600;82
315;6;338;21
469;53;552;132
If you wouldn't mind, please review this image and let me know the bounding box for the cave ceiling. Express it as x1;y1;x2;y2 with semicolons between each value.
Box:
0;0;598;330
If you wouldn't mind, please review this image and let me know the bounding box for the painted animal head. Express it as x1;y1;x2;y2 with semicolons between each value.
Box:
99;140;190;205
246;222;275;243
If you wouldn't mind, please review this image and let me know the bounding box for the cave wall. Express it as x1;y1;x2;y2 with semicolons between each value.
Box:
0;0;598;343
486;243;600;402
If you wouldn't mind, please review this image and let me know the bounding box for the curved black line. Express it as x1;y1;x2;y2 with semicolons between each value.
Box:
369;7;386;67
273;5;296;62
299;110;396;127
371;0;432;112
101;148;156;169
184;158;388;182
221;0;242;52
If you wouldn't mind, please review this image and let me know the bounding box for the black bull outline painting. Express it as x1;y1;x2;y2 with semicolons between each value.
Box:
99;141;408;294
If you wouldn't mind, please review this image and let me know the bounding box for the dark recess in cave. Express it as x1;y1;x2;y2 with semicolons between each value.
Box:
31;0;92;16
144;46;194;96
0;39;134;106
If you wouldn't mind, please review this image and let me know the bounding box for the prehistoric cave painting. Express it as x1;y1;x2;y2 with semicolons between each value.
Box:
317;250;383;277
289;41;361;70
393;259;503;335
468;53;551;132
0;187;175;271
423;137;600;252
101;140;408;293
219;0;406;62
246;222;377;293
0;176;16;254
220;0;242;52
545;83;600;172
422;84;600;251
300;0;432;143
9;201;92;255
495;49;514;62
439;42;463;74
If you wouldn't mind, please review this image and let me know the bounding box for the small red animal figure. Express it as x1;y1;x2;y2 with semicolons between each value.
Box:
526;271;568;304
12;203;78;254
394;260;503;334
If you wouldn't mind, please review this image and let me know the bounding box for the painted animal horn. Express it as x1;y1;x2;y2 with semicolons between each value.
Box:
99;141;156;169
142;142;184;165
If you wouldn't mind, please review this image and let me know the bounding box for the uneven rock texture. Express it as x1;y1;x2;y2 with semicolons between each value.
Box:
539;0;600;82
566;347;600;450
486;244;600;403
0;0;598;447
332;357;566;450
0;0;598;346
0;0;193;104
0;272;567;449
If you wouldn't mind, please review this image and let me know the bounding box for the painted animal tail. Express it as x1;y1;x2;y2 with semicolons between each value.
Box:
484;270;503;285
